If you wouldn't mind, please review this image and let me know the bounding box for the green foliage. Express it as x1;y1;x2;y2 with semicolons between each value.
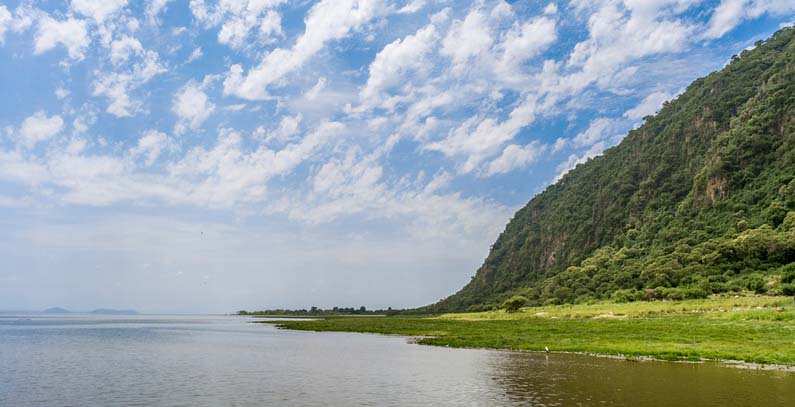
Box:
430;27;795;312
502;295;528;312
271;297;795;366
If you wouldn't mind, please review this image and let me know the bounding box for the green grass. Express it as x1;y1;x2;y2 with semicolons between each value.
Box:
262;296;795;366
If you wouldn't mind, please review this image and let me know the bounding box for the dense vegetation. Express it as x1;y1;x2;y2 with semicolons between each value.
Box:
430;27;795;312
265;296;795;366
238;306;393;316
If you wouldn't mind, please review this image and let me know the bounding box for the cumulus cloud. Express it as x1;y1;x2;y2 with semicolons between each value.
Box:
34;15;90;60
130;130;174;166
496;16;557;80
624;91;674;120
93;50;167;117
485;141;547;177
554;141;606;182
0;5;12;44
223;0;388;100
146;0;174;23
360;23;437;103
571;118;618;148
440;8;493;72
703;0;795;39
19;111;64;148
71;0;128;23
110;34;143;65
190;0;285;49
173;82;216;135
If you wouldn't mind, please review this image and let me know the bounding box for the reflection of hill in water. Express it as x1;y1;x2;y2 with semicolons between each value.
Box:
487;352;795;406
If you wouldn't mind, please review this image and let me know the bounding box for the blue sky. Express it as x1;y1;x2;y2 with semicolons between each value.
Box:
0;0;793;313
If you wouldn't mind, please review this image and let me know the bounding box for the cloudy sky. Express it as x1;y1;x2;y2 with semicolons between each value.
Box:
0;0;792;313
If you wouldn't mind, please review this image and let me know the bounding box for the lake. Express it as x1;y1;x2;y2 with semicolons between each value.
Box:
1;314;792;406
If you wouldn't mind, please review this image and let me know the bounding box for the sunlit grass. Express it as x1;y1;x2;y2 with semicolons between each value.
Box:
438;296;792;320
265;296;795;366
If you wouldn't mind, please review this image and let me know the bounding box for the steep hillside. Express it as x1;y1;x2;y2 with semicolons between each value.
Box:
432;27;795;312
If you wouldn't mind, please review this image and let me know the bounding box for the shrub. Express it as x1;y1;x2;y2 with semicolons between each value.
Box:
745;273;767;294
683;287;709;299
662;287;685;301
611;289;639;303
502;295;528;312
780;263;795;284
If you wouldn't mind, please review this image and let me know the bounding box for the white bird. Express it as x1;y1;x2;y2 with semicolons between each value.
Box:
544;346;550;353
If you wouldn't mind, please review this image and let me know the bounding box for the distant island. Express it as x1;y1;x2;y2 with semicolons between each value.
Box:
90;309;138;315
43;307;71;314
42;307;138;315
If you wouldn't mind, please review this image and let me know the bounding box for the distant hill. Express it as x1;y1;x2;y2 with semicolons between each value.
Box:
89;309;138;315
430;27;795;312
43;307;72;314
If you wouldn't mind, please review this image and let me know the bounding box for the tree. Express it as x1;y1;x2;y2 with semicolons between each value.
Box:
502;295;528;313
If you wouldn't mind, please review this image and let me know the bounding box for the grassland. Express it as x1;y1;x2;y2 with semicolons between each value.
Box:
261;296;795;366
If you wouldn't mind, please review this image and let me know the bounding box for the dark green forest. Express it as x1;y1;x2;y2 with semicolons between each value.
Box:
430;27;795;312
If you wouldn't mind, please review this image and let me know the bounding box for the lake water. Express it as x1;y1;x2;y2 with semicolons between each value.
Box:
1;314;792;406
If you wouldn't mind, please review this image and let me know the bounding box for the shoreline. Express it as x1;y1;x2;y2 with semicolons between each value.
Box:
265;322;795;372
259;296;795;370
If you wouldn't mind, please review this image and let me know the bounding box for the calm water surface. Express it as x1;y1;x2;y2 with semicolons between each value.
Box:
1;314;792;406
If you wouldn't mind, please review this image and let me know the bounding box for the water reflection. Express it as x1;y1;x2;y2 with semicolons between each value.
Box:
0;314;792;407
487;351;795;406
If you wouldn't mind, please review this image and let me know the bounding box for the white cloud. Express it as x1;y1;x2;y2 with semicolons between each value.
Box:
190;0;285;49
0;5;11;44
624;91;674;120
223;0;388;100
173;82;216;135
264;114;302;144
19;111;64;149
34;15;90;60
496;16;557;80
360;23;437;102
704;0;746;39
440;9;493;72
71;0;128;23
704;0;795;39
398;0;427;14
130;130;174;166
565;1;695;91
554;141;606;182
485;141;547;176
146;0;174;23
110;35;143;65
222;104;247;111
186;47;203;63
93;50;167;117
572;117;617;148
55;87;69;99
305;77;327;101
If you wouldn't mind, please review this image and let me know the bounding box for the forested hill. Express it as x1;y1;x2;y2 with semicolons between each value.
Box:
430;27;795;313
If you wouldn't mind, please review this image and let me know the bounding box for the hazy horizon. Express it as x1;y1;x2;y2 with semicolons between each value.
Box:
1;0;794;314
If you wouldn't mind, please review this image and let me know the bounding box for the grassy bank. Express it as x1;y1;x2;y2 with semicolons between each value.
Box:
262;296;795;366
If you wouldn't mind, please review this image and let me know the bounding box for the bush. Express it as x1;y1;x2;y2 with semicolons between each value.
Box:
662;287;685;301
502;295;528;312
781;212;795;231
780;263;795;284
683;287;709;299
611;289;639;303
782;284;795;296
746;274;767;294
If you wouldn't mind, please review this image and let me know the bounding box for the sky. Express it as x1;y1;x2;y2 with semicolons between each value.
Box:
0;0;793;313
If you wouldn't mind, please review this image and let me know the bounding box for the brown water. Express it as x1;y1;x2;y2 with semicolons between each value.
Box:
1;314;792;406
